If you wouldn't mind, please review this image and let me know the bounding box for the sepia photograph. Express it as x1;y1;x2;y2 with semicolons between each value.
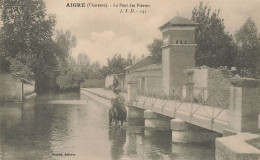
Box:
0;0;260;159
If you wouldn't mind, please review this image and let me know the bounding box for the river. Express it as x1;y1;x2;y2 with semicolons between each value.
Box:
0;92;215;160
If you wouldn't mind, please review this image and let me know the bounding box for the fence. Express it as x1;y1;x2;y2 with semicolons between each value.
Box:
130;86;230;129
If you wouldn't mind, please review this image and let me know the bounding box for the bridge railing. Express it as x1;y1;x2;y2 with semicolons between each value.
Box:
131;86;230;127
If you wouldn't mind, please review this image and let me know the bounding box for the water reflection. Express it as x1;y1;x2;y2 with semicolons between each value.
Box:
0;92;215;160
109;127;126;160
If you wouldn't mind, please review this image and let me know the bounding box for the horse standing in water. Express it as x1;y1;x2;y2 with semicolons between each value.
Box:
109;98;127;126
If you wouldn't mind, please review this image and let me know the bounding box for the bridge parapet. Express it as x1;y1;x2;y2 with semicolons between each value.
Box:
127;82;230;133
128;78;260;134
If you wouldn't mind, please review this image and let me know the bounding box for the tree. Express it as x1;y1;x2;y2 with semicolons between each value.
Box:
56;56;84;90
107;54;128;74
0;0;57;94
77;53;90;67
235;18;260;77
54;31;86;90
191;2;236;68
54;30;77;60
147;39;163;64
77;53;90;78
100;65;109;78
90;61;102;79
126;52;132;65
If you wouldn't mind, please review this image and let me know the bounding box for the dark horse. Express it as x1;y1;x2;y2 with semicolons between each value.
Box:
109;98;127;126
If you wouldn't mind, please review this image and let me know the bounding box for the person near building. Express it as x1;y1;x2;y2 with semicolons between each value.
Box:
230;67;240;79
112;76;119;91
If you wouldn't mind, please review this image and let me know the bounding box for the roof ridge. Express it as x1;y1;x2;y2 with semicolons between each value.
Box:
159;16;198;29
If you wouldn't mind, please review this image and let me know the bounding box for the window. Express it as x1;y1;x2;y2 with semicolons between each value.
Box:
176;40;178;44
180;40;182;44
185;40;187;44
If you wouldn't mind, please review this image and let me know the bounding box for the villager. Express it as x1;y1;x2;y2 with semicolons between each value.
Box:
113;76;119;91
230;67;240;79
111;89;127;122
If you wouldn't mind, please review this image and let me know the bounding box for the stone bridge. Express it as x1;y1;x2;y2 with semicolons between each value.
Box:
82;77;260;160
82;78;260;142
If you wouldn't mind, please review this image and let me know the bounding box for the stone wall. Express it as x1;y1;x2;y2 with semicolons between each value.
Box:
162;45;196;96
105;75;113;88
105;74;125;91
0;74;22;102
0;74;35;102
24;82;35;96
129;64;162;94
186;67;231;108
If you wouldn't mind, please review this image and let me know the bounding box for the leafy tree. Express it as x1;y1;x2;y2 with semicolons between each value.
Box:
54;30;86;90
54;30;77;60
109;54;125;74
126;52;133;65
77;53;91;79
77;53;91;67
100;54;127;77
77;53;103;79
235;18;260;77
100;65;109;78
56;57;84;90
147;39;163;64
90;61;102;79
191;2;236;68
0;0;57;94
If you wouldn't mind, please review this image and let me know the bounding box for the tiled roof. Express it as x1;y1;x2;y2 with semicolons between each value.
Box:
133;64;162;72
159;16;198;29
124;55;152;70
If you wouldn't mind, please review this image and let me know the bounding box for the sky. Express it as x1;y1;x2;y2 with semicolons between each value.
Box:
44;0;260;65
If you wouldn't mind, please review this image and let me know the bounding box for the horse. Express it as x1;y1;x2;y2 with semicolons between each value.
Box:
109;98;127;126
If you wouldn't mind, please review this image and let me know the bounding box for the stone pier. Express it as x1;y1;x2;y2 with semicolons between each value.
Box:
171;118;221;143
127;106;144;126
144;110;171;129
228;78;260;133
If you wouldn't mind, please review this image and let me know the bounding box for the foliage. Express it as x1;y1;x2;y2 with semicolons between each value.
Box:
54;30;88;90
6;56;34;79
234;18;260;77
77;53;102;79
77;53;91;79
56;57;84;90
106;54;128;75
0;0;57;94
54;30;77;60
191;2;236;68
100;65;110;78
147;39;163;64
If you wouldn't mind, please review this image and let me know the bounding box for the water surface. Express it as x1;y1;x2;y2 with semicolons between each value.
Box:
0;92;215;160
